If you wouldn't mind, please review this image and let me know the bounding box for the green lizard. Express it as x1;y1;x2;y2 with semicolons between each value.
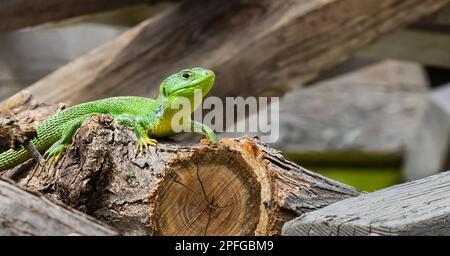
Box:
0;67;218;172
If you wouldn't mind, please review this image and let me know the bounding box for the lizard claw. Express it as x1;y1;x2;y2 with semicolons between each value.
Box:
136;137;157;153
43;141;67;162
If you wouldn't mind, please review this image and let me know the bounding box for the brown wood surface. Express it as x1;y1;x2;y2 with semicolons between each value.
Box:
0;91;64;152
0;0;164;32
358;29;450;69
5;0;447;107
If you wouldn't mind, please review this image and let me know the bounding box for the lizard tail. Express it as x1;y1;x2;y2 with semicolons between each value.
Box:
0;147;31;172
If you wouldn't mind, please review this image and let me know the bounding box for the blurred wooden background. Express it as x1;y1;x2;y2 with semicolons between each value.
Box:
1;0;449;191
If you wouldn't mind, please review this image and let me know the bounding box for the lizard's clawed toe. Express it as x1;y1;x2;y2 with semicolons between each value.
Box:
136;137;158;153
44;142;67;162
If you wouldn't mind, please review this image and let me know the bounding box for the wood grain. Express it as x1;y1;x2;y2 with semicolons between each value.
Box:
0;178;118;235
358;29;450;69
283;171;450;236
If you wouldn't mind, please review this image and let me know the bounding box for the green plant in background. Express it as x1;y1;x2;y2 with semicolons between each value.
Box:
312;167;402;192
285;151;403;192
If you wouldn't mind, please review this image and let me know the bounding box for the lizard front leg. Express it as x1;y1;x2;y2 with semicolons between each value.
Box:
190;120;218;143
114;114;157;152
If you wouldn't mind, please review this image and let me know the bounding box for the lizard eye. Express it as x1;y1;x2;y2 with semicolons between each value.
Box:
182;72;190;79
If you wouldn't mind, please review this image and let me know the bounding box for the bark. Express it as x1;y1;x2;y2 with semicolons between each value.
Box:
0;91;64;152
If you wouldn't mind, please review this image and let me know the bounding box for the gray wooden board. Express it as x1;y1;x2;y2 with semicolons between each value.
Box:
230;60;428;157
282;171;450;236
0;179;118;235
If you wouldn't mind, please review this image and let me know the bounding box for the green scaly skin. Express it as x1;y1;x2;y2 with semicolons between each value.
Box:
0;67;218;172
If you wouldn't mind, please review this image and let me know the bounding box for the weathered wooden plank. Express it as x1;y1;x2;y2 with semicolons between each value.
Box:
282;171;450;236
358;3;450;68
6;0;448;106
420;2;450;25
0;0;165;32
274;60;428;157
0;178;119;235
358;29;450;69
229;60;428;170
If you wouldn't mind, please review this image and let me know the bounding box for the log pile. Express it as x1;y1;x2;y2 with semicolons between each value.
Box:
1;0;449;236
1;98;359;235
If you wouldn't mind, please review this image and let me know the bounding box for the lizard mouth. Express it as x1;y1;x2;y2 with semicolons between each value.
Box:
168;76;214;96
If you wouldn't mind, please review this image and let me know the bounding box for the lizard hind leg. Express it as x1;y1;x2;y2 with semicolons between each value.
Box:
43;114;92;162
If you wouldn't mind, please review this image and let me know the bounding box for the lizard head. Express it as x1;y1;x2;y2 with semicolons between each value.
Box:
159;67;215;103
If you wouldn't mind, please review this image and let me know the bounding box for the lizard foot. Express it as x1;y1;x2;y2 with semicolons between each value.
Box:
43;141;67;163
205;133;219;144
137;137;158;153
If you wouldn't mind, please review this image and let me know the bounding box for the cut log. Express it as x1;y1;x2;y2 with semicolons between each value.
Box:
0;178;118;235
0;0;164;32
6;0;448;106
282;171;450;236
9;114;359;236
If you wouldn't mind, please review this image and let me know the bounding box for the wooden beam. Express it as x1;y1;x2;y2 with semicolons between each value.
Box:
274;60;428;166
358;29;450;69
8;0;448;106
419;2;450;25
0;178;118;235
282;171;450;236
358;3;450;68
0;0;163;32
